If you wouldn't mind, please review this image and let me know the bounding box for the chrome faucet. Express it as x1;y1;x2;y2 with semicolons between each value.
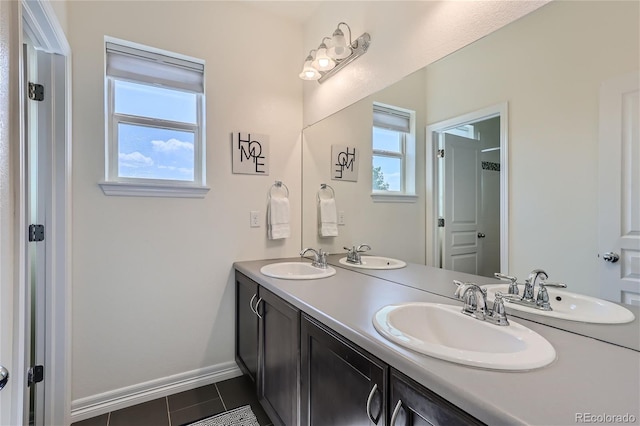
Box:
300;247;328;269
493;269;567;311
343;244;371;264
522;269;548;302
453;280;509;326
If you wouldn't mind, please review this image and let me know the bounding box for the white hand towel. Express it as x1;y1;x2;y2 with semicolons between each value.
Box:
318;198;338;237
268;196;290;240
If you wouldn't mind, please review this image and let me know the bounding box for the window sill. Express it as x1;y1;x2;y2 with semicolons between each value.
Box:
99;181;210;198
371;193;418;203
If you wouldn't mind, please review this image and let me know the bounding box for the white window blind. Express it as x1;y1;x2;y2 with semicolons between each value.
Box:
106;42;204;93
373;105;411;133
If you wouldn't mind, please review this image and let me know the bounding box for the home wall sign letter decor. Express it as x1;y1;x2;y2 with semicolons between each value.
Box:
331;144;358;182
232;132;270;175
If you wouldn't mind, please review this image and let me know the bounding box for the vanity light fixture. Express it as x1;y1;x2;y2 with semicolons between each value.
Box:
299;22;371;83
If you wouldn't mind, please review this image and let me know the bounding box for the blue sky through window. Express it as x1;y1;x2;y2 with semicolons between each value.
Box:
115;80;196;181
118;123;195;181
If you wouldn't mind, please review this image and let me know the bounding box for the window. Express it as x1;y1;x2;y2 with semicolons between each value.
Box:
372;103;416;201
101;39;209;197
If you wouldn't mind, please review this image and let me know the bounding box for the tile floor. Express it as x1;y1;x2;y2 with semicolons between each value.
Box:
71;375;272;426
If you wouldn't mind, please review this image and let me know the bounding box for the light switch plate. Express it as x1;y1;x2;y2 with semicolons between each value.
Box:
338;210;346;225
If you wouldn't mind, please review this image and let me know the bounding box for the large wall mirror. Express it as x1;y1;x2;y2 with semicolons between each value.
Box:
301;0;639;349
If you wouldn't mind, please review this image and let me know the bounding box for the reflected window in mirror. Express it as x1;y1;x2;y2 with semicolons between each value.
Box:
372;103;416;198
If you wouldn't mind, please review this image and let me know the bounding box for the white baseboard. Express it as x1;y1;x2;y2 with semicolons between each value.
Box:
70;361;242;423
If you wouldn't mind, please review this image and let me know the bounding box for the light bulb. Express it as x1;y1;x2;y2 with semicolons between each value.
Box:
327;28;351;60
299;58;320;81
312;42;336;72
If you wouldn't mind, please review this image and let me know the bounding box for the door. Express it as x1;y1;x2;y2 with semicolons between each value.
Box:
388;369;482;426
24;43;49;426
441;133;482;274
599;72;640;304
257;287;300;426
301;314;386;426
235;272;259;383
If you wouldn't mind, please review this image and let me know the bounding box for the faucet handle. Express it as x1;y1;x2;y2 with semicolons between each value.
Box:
488;292;509;326
494;273;519;295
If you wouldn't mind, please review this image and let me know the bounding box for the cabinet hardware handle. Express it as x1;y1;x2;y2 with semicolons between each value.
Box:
390;399;403;426
366;383;380;424
255;297;263;319
249;294;258;315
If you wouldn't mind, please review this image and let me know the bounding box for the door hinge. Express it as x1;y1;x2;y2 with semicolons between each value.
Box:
28;82;44;101
437;149;445;158
28;224;45;242
438;218;445;227
27;365;44;386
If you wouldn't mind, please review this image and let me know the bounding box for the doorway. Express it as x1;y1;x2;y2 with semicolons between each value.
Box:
426;103;509;277
0;2;71;425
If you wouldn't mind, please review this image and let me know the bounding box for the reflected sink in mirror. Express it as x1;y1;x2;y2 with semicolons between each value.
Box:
260;262;336;280
482;284;635;324
338;256;407;270
373;302;556;371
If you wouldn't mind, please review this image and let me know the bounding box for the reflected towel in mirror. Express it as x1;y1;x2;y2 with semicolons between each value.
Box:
318;198;338;237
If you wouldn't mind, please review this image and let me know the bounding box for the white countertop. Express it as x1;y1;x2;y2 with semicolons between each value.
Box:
234;258;640;425
326;254;640;351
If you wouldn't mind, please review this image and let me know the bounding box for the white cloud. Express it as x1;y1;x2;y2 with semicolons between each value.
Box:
119;151;154;168
151;138;194;153
158;165;194;175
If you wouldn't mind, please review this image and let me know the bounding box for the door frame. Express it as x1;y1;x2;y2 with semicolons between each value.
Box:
11;2;71;425
426;102;509;274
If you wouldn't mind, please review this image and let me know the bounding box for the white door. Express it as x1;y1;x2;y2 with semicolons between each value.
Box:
599;72;640;305
25;44;50;426
442;133;482;274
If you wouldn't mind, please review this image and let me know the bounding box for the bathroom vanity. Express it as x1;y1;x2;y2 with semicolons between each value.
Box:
234;258;640;425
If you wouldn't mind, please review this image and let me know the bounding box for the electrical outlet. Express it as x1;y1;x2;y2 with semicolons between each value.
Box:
338;210;346;225
250;211;260;228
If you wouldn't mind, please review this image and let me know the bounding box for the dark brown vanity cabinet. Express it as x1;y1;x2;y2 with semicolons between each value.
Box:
235;272;300;426
236;271;481;426
301;314;387;426
388;369;484;426
236;272;259;382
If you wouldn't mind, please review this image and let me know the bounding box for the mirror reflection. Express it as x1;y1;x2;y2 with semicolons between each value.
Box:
301;0;639;348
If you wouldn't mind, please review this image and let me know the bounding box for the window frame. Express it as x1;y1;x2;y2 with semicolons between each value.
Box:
371;103;417;203
100;37;209;198
372;129;407;193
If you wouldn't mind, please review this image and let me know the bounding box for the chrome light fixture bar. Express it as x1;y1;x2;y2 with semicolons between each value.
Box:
299;22;371;84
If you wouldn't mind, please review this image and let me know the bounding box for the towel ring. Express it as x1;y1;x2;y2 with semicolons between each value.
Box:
269;180;289;199
317;183;335;201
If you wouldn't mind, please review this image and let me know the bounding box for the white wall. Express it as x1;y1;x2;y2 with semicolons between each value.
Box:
425;0;639;296
68;0;303;406
302;1;549;126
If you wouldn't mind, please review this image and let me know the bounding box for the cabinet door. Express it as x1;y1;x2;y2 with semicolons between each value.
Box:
301;314;387;426
235;272;259;383
389;369;484;426
258;287;300;426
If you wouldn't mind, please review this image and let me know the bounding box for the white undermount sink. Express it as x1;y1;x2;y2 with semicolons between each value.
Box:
482;284;635;324
373;302;556;371
338;256;406;270
260;262;336;280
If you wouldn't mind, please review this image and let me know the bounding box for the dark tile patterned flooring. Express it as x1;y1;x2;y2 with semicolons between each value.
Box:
71;375;272;426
